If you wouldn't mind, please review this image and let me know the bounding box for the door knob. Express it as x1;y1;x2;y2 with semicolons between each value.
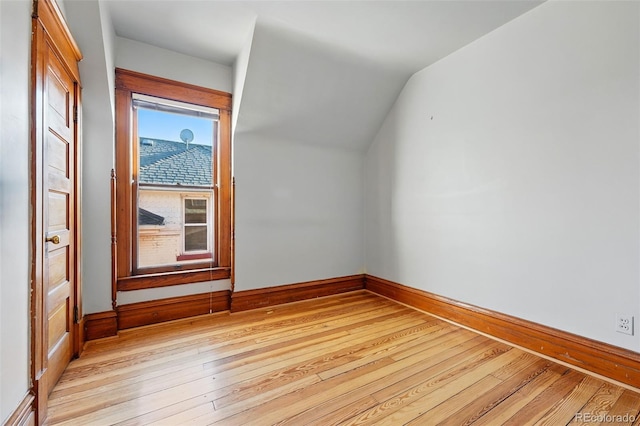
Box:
46;235;61;244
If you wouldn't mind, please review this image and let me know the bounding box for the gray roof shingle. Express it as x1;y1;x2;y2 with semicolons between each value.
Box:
138;207;165;225
139;138;212;186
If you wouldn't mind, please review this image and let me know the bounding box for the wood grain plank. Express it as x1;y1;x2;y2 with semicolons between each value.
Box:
604;390;640;425
572;382;626;426
472;364;568;426
121;401;214;426
535;375;603;425
211;336;490;425
211;318;439;410
49;302;413;419
225;338;506;426
55;303;393;401
470;364;569;426
501;370;586;426
53;314;381;408
421;357;553;426
45;292;640;426
410;375;503;425
344;349;522;425
62;293;384;373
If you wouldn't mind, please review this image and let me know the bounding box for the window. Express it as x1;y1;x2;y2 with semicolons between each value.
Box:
134;94;217;269
115;69;232;291
183;198;210;254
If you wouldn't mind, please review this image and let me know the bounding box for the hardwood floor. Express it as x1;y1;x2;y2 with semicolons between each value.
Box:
47;291;640;425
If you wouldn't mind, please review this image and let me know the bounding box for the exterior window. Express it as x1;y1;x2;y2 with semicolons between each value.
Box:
134;94;217;269
115;68;232;290
183;198;209;253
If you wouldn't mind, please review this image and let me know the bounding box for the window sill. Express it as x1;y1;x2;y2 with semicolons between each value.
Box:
117;267;230;291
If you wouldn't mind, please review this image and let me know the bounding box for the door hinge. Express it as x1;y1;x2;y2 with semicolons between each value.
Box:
73;306;79;323
73;105;78;123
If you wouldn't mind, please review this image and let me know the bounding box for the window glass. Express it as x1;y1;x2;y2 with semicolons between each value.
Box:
135;95;218;269
185;226;208;251
185;199;207;224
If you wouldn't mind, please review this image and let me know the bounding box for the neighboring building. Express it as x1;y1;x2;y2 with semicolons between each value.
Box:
137;137;214;268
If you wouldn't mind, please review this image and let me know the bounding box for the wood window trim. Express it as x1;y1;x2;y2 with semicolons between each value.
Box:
114;68;232;292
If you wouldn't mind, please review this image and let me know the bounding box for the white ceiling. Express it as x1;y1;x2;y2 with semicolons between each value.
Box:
106;0;543;75
103;0;545;152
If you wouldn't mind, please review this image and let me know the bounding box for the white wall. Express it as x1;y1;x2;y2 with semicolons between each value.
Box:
232;23;255;134
99;0;116;119
65;0;117;314
0;0;32;420
235;134;364;290
116;36;233;93
233;20;395;291
365;1;640;351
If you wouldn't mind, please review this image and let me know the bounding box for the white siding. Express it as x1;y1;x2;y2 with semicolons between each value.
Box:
138;190;212;268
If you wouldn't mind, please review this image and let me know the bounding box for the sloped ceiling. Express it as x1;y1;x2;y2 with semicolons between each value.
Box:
234;19;408;150
105;1;544;150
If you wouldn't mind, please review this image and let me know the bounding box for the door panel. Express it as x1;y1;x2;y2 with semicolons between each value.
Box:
48;304;67;349
44;45;76;396
47;133;69;175
46;333;71;397
46;249;67;289
48;281;71;318
47;193;68;230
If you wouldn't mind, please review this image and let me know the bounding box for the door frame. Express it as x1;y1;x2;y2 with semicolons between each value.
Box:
30;0;82;423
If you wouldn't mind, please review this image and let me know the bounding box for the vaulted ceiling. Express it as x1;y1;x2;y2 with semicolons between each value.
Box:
107;1;542;73
103;1;544;151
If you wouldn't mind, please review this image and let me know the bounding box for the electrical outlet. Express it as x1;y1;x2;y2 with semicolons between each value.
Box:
616;315;634;336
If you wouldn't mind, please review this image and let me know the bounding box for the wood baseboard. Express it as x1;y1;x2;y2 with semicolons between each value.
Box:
230;274;366;312
3;392;35;426
365;275;640;389
117;291;230;330
83;311;118;341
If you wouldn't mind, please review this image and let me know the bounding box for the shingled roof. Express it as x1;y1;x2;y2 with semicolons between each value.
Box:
139;138;212;186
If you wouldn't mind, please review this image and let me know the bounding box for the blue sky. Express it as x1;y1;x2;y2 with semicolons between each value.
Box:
138;109;214;146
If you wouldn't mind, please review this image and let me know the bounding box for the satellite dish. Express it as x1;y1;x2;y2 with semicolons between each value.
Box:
180;129;194;143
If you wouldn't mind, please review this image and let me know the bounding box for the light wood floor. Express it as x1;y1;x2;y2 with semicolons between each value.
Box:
47;291;640;425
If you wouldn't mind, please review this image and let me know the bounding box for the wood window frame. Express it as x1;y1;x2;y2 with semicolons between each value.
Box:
114;68;232;292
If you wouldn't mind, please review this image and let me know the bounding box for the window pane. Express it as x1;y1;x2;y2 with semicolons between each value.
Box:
185;225;208;251
138;108;214;188
185;199;207;224
135;95;217;269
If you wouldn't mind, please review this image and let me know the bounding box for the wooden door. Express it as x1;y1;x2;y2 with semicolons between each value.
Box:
43;45;78;395
31;0;82;422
